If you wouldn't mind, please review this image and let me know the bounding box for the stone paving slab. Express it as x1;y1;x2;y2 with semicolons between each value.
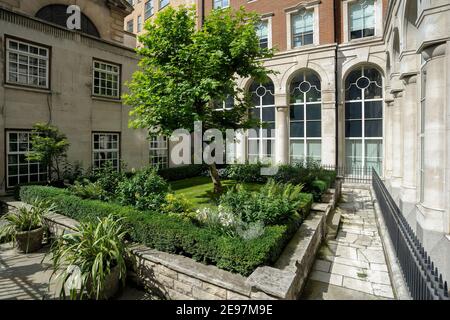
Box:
0;243;150;300
301;187;395;300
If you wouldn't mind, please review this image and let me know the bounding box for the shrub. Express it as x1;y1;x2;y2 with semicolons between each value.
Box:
88;162;127;198
219;180;312;225
69;180;107;201
162;193;193;214
311;179;328;202
158;165;206;181
117;168;169;211
225;163;267;183
20;186;304;276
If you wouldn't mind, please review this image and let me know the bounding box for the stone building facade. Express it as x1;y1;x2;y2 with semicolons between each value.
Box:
1;0;449;283
198;0;450;282
0;0;148;192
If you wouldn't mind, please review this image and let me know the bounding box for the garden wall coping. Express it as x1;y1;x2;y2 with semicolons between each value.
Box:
129;244;252;296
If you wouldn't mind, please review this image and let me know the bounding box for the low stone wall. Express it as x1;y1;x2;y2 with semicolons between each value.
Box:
10;181;341;300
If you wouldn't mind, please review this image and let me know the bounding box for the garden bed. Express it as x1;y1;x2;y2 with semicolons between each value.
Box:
19;185;311;276
25;180;340;300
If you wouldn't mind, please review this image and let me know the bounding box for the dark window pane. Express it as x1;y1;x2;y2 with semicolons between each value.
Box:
251;108;260;120
365;101;383;118
365;119;382;137
303;33;313;45
345;120;362;137
306;88;321;102
290;89;303;104
365;82;383;99
306;121;321;137
290;105;304;120
346;84;362;101
364;28;375;37
345;102;362;119
306;104;321;120
262;92;274;105
290;122;304;137
8;176;18;187
262;107;275;122
8;165;18;175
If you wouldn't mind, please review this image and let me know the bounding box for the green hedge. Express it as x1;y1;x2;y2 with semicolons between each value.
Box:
158;165;206;181
20;186;309;276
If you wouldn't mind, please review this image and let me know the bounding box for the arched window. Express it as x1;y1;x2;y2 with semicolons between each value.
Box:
289;70;322;163
36;5;100;38
344;66;383;175
248;79;275;162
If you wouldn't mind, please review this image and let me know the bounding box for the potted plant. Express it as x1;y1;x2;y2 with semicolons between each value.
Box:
49;215;127;300
0;199;54;253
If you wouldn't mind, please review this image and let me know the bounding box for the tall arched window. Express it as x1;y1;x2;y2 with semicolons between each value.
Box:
289;70;321;163
248;79;275;162
36;5;100;38
345;66;383;175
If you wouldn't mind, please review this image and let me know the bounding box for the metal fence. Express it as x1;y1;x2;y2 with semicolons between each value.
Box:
321;164;372;184
372;169;449;300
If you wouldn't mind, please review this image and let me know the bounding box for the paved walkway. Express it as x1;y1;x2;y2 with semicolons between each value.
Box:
0;243;155;300
301;186;395;300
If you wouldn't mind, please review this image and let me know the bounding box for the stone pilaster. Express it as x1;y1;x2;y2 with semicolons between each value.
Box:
390;90;404;196
400;74;418;204
384;99;394;180
417;42;447;231
275;93;289;165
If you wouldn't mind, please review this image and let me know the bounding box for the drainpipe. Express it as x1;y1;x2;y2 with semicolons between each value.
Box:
200;0;205;27
334;0;339;169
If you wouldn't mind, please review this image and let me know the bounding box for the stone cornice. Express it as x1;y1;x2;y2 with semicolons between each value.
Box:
284;0;321;13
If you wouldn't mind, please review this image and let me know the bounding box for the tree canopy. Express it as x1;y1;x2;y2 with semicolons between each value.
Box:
124;6;274;134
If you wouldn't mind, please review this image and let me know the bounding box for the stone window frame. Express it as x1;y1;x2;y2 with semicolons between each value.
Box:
149;135;169;169
342;0;383;43
137;15;142;33
344;66;384;175
144;0;154;20
5;36;50;90
213;0;230;10
126;19;134;33
92;59;121;99
5;130;49;189
159;0;170;10
285;1;320;50
92;132;121;171
256;14;273;50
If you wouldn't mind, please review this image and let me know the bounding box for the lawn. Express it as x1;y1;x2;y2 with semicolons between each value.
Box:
169;176;262;208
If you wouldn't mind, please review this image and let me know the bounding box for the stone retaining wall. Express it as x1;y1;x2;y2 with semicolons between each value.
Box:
12;179;342;300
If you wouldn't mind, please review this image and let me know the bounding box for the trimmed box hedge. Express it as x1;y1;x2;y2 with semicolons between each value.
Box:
20;186;312;276
158;164;206;181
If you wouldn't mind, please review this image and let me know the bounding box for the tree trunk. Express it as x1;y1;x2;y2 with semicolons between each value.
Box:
209;163;223;194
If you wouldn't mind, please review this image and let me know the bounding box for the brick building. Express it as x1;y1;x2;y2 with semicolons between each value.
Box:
125;0;450;281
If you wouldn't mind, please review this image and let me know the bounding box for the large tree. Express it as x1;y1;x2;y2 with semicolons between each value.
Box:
124;6;273;193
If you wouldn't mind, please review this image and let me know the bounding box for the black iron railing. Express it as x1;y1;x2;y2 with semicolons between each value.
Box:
372;169;449;300
321;164;372;184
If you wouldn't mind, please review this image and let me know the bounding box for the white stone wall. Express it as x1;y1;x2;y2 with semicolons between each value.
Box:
383;0;450;281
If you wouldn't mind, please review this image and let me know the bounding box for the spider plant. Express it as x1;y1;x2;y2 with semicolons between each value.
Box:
49;215;128;300
0;198;55;251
